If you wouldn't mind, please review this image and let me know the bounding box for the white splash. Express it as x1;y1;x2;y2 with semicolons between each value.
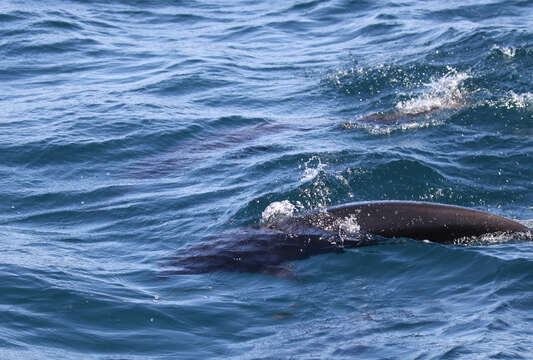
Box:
395;69;469;115
300;155;327;183
506;91;533;109
338;215;361;234
491;45;516;58
488;91;533;110
261;200;297;223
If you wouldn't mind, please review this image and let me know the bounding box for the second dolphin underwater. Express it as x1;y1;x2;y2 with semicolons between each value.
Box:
169;201;530;277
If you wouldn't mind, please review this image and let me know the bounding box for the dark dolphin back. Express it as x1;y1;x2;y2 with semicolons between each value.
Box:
271;201;529;244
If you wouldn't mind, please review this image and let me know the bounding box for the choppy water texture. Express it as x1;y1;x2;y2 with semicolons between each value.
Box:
1;0;533;358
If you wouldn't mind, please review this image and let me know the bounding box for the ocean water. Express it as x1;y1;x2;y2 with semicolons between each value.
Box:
1;0;533;358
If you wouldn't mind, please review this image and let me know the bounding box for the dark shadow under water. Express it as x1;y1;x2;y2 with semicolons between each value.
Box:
165;228;380;279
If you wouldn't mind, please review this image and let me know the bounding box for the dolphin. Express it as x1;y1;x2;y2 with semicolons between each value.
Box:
167;201;530;277
268;201;529;244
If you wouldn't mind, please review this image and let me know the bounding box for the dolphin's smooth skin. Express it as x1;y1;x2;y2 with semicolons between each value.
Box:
168;201;530;277
269;201;529;244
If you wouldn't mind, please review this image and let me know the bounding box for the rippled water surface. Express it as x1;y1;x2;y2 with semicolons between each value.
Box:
1;0;533;358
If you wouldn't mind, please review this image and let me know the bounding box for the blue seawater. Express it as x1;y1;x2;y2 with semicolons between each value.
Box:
1;0;532;358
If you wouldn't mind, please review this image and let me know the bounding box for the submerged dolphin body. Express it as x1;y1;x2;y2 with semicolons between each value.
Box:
357;111;432;124
168;201;530;276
